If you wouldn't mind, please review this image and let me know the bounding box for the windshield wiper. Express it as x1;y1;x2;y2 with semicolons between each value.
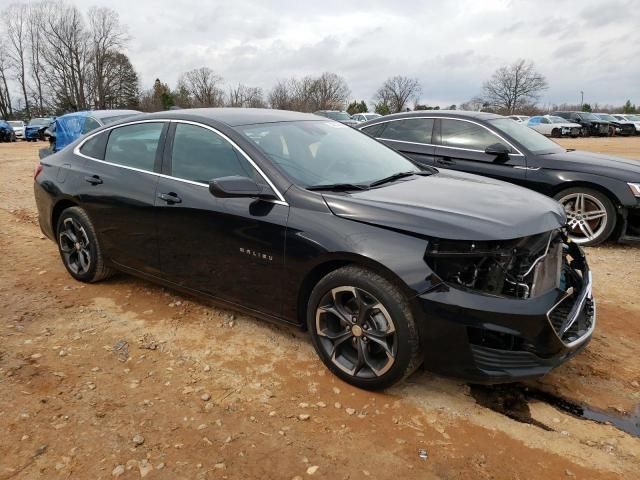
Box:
368;170;431;188
307;183;369;192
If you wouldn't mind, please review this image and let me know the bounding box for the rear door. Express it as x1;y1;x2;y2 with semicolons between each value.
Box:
75;121;166;275
154;121;288;317
368;118;436;167
432;118;526;186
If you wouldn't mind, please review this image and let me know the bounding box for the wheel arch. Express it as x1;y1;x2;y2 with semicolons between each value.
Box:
51;198;80;235
295;253;417;329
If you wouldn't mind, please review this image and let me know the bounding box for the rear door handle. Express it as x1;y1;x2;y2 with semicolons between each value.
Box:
84;175;103;185
157;192;182;204
435;157;455;166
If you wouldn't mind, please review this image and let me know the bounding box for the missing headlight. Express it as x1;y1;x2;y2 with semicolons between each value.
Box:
425;230;564;299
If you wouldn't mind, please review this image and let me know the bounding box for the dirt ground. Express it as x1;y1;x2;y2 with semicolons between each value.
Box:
0;138;639;480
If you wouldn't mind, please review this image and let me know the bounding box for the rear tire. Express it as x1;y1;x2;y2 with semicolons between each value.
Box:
56;206;114;282
307;266;422;390
554;187;617;246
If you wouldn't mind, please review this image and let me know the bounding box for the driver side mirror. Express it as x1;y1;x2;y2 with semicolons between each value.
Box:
209;175;275;200
484;142;511;158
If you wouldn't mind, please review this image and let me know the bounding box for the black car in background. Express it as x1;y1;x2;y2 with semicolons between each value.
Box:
34;108;594;389
594;113;635;136
359;110;640;245
552;111;610;136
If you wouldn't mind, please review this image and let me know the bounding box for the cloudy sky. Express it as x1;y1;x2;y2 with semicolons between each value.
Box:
3;0;639;107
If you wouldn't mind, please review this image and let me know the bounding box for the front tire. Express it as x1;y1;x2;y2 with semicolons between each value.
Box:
554;187;617;246
307;266;421;390
56;207;114;282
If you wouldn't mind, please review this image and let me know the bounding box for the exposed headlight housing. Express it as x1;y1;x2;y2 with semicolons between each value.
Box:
425;230;566;299
628;182;640;197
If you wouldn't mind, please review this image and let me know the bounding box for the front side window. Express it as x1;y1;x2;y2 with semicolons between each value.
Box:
380;118;434;144
440;119;503;151
105;122;164;171
170;123;258;183
236;120;420;187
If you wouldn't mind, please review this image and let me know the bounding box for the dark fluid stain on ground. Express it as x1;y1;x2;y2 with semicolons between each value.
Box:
469;383;640;438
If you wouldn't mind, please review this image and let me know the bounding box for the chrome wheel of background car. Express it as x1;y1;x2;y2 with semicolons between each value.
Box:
559;192;607;244
58;217;92;275
315;286;397;379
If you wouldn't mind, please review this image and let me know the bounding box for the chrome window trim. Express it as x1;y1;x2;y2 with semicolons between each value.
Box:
73;118;288;206
359;116;525;157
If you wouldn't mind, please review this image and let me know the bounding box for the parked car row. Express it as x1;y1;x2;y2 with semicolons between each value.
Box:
519;111;639;137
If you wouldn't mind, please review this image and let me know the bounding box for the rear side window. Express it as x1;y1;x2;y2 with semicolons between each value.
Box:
360;123;387;138
82;117;101;134
79;132;108;159
381;118;434;144
440;119;504;151
105;123;164;171
170;123;258;183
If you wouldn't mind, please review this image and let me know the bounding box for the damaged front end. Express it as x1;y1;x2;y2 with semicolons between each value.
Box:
424;229;567;300
419;229;595;382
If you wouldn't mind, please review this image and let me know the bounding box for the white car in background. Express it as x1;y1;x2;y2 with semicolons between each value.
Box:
527;115;581;137
8;120;25;139
612;114;640;134
350;113;382;123
508;115;530;123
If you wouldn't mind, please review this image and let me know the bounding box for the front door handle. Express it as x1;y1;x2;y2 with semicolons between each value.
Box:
435;157;455;166
157;192;182;204
84;175;103;185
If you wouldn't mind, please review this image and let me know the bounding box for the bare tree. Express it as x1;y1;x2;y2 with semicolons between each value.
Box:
480;59;548;114
0;41;13;118
101;51;139;109
3;3;30;117
27;3;46;115
374;76;421;113
41;3;92;111
87;7;126;109
228;83;265;108
268;79;293;110
310;72;350;111
179;67;225;107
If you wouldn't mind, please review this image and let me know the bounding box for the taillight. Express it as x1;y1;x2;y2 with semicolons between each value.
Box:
34;163;43;179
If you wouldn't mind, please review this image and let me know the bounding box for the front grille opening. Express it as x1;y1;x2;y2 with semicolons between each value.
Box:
468;327;524;352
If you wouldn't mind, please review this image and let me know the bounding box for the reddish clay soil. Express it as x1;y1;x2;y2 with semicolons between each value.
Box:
1;140;638;479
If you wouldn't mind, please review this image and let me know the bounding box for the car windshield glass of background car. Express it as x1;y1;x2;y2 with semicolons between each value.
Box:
237;120;420;187
325;112;351;121
488;118;564;155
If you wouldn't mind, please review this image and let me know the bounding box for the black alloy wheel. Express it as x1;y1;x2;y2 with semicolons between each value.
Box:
308;266;421;390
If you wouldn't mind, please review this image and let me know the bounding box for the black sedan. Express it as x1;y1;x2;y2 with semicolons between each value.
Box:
34;108;594;389
359;110;640;245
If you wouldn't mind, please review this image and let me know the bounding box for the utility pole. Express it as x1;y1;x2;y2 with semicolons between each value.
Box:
580;91;584;109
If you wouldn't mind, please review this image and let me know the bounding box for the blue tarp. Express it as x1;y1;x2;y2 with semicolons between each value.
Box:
53;111;91;152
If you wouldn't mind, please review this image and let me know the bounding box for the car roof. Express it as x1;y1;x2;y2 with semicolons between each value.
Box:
360;110;505;123
141;108;321;126
56;109;141;120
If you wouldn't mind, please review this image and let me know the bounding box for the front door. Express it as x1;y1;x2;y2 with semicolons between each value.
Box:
155;122;288;317
433;119;527;186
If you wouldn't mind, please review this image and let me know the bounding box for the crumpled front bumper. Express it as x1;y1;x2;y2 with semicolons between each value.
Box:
417;243;595;383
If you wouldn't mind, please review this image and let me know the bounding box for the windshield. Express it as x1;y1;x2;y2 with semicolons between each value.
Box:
488;118;564;155
578;112;599;121
236;120;420;187
363;114;381;120
596;114;616;122
325;111;351;121
8;121;23;127
28;118;51;126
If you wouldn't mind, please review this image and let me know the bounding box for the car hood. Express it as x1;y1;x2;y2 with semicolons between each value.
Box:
542;150;640;181
322;170;566;241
